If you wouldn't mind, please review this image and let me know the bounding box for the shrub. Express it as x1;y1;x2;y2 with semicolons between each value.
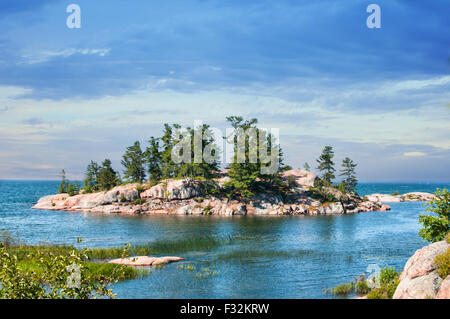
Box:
434;247;450;279
367;266;400;299
356;280;370;295
391;191;399;196
327;282;355;296
419;188;449;243
119;194;126;203
133;198;146;205
135;185;145;193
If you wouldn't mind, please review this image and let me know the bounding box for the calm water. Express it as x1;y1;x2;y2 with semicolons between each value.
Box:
0;180;448;298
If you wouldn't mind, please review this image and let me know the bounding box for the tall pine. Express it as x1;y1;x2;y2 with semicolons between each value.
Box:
339;157;358;193
316;146;335;185
121;141;146;183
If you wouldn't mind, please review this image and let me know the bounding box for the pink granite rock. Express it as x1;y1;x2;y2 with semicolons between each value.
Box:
393;240;449;299
108;256;185;266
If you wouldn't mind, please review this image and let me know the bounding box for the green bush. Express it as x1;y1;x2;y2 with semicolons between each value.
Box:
133;198;146;205
434;247;450;279
356;280;370;295
367;266;400;299
326;282;355;296
419;188;449;243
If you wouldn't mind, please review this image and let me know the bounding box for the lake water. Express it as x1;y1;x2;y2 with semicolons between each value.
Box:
0;180;448;298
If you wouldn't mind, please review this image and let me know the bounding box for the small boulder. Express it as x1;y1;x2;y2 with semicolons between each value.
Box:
108;256;185;266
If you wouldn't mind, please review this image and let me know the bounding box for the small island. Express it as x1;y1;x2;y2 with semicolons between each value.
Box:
32;117;435;217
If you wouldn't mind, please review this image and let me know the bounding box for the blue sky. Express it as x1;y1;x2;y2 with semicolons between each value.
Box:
0;0;449;182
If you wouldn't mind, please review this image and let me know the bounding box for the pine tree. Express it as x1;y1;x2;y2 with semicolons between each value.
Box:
97;159;119;191
177;124;220;179
145;137;162;185
339;157;358;193
58;169;67;194
121;141;146;183
316;146;335;185
84;160;100;191
225;116;284;198
160;123;180;179
304;162;311;171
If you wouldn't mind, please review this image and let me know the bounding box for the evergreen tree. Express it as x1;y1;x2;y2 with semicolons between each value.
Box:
97;159;119;191
177;124;220;179
225;116;284;198
145;137;163;184
303;162;311;171
160;123;180;179
316;146;335;185
339;157;358;193
84;160;100;191
58;169;67;194
121;141;146;183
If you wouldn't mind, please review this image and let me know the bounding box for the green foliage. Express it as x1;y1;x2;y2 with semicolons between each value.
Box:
86;235;233;259
58;169;67;194
145;137;163;184
133;198;146;205
224;116;285;199
0;245;125;299
339;157;358;193
308;186;338;202
84;161;100;192
175;124;221;179
316;146;335;184
97;159;119;191
366;266;400;299
303;162;311;171
326;282;355;296
419;188;450;242
391;191;399;196
356;280;370;295
121;141;146;183
434;247;450;279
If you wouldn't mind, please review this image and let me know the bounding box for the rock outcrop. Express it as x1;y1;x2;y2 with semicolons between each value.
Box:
32;169;412;216
108;256;185;266
393;240;449;299
366;192;436;203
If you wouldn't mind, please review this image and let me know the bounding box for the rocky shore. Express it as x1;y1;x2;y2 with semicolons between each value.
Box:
393;239;449;299
32;169;434;216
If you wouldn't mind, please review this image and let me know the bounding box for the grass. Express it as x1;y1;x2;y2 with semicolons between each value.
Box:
324;266;400;299
434;246;450;279
6;245;146;283
326;282;355;296
87;235;233;259
216;249;314;261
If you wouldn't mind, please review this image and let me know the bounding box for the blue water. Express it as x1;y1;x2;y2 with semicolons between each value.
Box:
0;180;448;298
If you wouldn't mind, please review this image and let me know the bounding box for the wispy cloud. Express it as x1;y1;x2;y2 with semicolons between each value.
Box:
20;48;111;65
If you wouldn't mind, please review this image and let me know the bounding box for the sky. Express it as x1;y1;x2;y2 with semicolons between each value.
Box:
0;0;449;182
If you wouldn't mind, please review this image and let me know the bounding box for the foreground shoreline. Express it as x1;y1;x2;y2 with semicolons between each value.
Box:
32;169;435;217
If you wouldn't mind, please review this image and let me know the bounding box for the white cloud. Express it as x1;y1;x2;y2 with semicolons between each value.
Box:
20;48;111;64
403;151;427;157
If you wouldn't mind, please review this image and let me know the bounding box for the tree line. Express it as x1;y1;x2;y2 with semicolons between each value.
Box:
58;117;359;198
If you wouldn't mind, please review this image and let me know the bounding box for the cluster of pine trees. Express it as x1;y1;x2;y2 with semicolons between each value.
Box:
314;145;358;193
76;117;288;198
58;117;358;198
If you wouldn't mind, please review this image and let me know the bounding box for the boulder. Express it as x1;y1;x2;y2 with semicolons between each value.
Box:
108;256;185;266
366;192;435;203
393;240;450;299
282;169;317;188
140;179;205;200
436;276;450;299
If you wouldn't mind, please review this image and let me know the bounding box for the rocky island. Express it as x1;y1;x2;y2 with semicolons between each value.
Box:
32;169;434;216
